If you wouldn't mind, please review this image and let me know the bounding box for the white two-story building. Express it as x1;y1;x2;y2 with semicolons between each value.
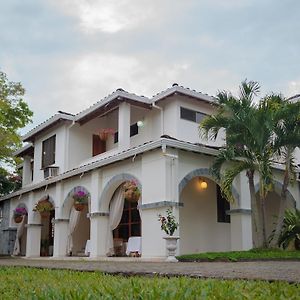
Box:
1;84;299;259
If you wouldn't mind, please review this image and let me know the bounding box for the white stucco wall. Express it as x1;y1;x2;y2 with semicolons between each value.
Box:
33;124;69;183
179;177;231;254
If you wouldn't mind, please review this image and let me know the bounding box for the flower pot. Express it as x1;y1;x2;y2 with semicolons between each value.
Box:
99;132;109;141
14;215;23;223
124;189;140;202
163;236;179;262
40;211;50;218
74;203;85;211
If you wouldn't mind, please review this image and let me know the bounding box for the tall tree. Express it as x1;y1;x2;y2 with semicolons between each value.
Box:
270;97;300;246
200;80;279;248
0;70;33;195
0;71;33;165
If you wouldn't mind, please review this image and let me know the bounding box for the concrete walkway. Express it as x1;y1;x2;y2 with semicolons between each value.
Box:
0;257;299;283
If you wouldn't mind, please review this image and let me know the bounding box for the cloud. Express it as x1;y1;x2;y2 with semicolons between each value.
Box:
286;80;300;98
51;0;169;33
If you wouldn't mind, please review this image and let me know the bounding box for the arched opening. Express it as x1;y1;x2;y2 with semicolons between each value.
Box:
255;190;295;244
12;204;28;256
64;186;90;257
179;176;231;254
33;196;55;257
105;179;142;257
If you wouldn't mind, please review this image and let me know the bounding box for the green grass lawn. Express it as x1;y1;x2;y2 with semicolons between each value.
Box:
177;248;300;262
0;267;299;299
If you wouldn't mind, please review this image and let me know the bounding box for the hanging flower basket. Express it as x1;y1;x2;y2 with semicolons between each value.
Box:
13;207;27;223
14;215;23;223
33;199;54;216
40;211;50;218
73;190;89;211
98;128;115;141
74;202;85;211
124;180;141;202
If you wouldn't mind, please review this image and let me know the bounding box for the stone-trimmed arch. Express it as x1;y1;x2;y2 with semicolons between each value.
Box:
254;180;296;207
99;173;142;212
13;202;28;213
178;168;240;204
61;186;91;218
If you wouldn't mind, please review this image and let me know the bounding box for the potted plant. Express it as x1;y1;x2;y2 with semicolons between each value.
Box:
158;208;179;262
33;199;54;217
124;180;141;202
73;190;89;211
13;207;27;223
98;128;115;141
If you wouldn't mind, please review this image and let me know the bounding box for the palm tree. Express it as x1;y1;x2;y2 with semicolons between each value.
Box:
200;80;278;248
270;97;300;246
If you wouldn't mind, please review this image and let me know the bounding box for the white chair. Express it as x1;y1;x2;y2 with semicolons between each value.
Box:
126;236;142;256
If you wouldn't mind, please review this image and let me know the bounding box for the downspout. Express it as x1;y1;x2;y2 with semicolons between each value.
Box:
161;143;178;206
152;102;164;136
64;119;76;171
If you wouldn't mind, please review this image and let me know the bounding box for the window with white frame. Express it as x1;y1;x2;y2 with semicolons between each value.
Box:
180;107;206;123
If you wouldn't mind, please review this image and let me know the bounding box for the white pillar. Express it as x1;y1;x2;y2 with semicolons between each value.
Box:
229;211;252;250
118;102;131;150
229;172;253;250
140;150;174;258
22;155;32;186
26;224;42;257
90;170;102;212
89;213;109;258
53;219;69;257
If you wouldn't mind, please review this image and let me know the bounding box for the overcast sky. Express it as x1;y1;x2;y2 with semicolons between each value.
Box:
1;0;299;133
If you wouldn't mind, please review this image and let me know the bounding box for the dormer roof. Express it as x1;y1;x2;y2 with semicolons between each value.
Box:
75;88;151;125
22;111;74;142
21;84;216;141
151;83;216;104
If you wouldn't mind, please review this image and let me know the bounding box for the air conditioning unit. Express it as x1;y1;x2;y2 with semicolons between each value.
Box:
44;167;59;179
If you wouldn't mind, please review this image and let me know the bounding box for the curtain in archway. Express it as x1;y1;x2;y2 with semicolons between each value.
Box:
137;197;142;218
66;207;80;255
13;216;26;256
106;185;125;256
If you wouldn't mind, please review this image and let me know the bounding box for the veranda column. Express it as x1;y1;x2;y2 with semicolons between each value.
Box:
53;219;69;257
140;149;179;258
26;223;42;257
22;155;32;186
89;213;109;258
89;170;107;258
52;182;69;257
229;171;252;250
26;192;42;257
118;102;130;150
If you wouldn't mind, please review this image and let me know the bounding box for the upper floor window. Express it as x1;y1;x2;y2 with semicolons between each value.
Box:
114;123;139;144
42;135;56;168
180;107;206;123
92;134;106;156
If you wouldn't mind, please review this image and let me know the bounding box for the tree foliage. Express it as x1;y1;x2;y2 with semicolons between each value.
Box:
0;70;33;196
200;80;300;248
0;70;33;166
0;168;22;196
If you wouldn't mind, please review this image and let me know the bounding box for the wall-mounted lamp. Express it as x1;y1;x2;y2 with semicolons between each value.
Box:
137;120;144;127
198;177;208;190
